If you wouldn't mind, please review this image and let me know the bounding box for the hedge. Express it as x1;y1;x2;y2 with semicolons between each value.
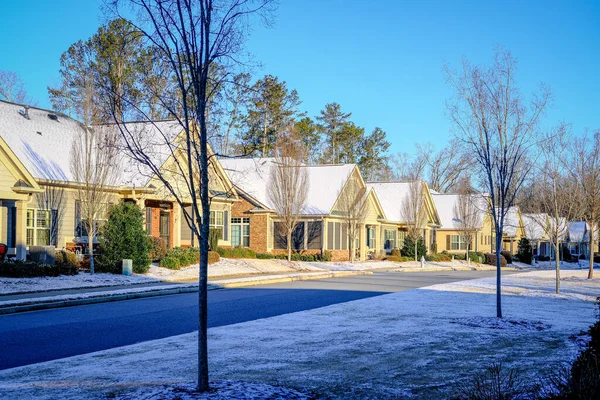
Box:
216;247;257;259
0;260;78;278
500;250;513;264
55;250;78;269
159;247;220;269
386;256;414;262
149;236;167;261
483;253;507;268
159;256;180;270
426;253;452;262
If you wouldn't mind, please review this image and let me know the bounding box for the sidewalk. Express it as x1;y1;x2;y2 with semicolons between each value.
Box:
0;270;371;315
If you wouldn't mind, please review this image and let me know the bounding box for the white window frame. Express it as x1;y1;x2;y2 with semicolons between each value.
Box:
231;217;250;247
451;235;468;251
27;209;51;246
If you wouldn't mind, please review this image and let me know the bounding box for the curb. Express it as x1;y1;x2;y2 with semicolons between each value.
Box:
0;271;371;315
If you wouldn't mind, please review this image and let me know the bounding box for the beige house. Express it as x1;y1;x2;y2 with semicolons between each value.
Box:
431;193;495;254
221;158;388;261
366;181;441;255
0;100;238;259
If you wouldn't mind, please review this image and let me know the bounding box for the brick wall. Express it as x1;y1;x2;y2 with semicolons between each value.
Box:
232;197;269;254
145;200;174;248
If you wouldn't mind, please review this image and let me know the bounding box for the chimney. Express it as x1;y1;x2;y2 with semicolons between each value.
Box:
24;105;30;119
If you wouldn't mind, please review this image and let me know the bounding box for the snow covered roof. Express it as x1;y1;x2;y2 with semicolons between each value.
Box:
501;207;521;237
220;158;356;215
0;100;186;187
522;213;548;240
0;100;83;181
431;193;486;230
365;181;439;224
567;221;594;243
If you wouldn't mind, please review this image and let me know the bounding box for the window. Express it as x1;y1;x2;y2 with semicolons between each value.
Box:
326;221;347;250
146;207;153;233
450;235;468;250
307;221;322;250
398;231;406;248
384;229;396;251
231;217;250;247
273;222;304;250
26;209;51;246
367;226;376;249
75;201;110;237
210;210;224;239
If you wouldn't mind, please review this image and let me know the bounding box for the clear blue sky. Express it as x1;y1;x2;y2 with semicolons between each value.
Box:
1;0;598;154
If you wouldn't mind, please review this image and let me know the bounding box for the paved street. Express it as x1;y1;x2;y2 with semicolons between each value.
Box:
0;270;512;370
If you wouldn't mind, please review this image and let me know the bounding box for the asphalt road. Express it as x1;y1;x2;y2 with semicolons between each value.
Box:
0;270;509;370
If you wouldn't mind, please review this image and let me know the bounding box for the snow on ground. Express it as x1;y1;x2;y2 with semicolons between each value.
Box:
308;260;399;271
513;260;597;270
1;270;597;399
0;272;158;295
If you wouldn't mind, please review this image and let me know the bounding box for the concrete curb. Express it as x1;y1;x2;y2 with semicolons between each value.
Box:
391;266;520;273
0;271;371;315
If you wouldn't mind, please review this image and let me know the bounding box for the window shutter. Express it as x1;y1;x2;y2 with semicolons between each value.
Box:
446;235;450;251
327;222;334;250
75;201;81;237
223;211;229;241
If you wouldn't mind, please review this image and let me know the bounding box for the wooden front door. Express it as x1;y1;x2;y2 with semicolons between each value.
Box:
159;211;170;248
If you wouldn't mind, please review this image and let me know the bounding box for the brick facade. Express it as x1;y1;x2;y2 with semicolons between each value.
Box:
145;200;174;248
231;197;270;254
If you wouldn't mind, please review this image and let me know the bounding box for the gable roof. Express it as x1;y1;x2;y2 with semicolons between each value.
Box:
220;158;356;215
500;206;522;237
366;181;441;225
522;213;548;240
431;193;486;230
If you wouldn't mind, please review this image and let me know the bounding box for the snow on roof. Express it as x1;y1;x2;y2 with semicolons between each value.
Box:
220;158;355;215
95;120;183;187
502;207;521;236
365;182;417;223
522;213;547;240
567;221;592;243
431;193;486;230
0;100;83;181
0;100;184;187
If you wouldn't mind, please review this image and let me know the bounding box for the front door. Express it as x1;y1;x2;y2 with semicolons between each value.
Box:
159;211;170;248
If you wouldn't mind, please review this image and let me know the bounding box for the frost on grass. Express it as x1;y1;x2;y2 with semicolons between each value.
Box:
0;270;597;399
451;317;551;332
113;380;313;400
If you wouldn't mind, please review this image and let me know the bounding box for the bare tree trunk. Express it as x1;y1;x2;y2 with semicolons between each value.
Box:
287;231;292;262
466;243;470;266
554;240;561;294
496;234;502;318
88;233;95;275
589;218;595;279
414;239;418;262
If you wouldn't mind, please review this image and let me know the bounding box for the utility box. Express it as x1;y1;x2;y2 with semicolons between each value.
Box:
122;259;133;276
29;246;56;264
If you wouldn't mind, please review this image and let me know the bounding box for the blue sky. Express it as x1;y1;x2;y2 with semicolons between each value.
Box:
1;0;598;154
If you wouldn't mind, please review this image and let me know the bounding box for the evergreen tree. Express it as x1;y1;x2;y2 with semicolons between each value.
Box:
316;102;351;164
97;202;151;274
295;116;321;163
359;127;391;181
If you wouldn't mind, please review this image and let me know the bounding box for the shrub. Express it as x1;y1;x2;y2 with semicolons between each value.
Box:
517;237;532;265
256;253;275;259
539;255;551;262
454;363;532;400
216;247;257;259
594;252;600;264
562;245;573;262
166;247;198;267
484;253;507;268
468;251;485;263
96;202;151;274
401;236;427;260
276;253;318;262
321;250;332;261
159;256;180;270
386;256;413;262
0;260;78;277
390;248;401;257
149;236;167;261
500;250;513;264
55;250;78;270
208;228;221;251
208;251;220;264
426;253;451;262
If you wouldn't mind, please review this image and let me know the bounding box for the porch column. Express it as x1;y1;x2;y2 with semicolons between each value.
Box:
172;202;182;247
359;225;367;261
15;200;27;260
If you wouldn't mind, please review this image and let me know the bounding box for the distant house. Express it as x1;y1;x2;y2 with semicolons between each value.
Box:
566;221;599;259
522;213;553;258
221;158;387;261
366;181;441;254
499;207;526;254
431;193;494;254
0;100;238;259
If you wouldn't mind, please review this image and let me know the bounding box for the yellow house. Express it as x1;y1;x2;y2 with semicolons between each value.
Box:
431;193;495;254
366;181;441;255
0;100;238;259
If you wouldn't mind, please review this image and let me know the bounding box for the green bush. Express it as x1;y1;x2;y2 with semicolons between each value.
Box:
500;250;513;264
386;256;413;262
276;253;319;262
517;237;532;265
390;248;401;257
216;247;257;259
159;256;180;270
55;250;78;270
401;236;427;260
96;202;151;274
0;260;78;277
149;236;167;261
321;250;333;261
166;247;198;267
468;251;485;263
256;253;275;259
208;251;220;264
426;253;452;262
484;252;507;268
208;228;221;251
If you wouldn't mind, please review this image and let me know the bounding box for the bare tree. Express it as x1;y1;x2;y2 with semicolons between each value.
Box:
35;186;67;248
401;180;427;261
105;0;274;391
570;130;600;279
268;130;309;261
420;139;472;193
454;181;480;265
533;124;581;292
0;70;36;105
335;172;367;262
445;48;551;318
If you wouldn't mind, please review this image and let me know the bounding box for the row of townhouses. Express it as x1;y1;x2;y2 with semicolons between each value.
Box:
0;100;596;262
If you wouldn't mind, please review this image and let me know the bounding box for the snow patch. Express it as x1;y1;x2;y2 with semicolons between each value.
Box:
450;317;551;331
